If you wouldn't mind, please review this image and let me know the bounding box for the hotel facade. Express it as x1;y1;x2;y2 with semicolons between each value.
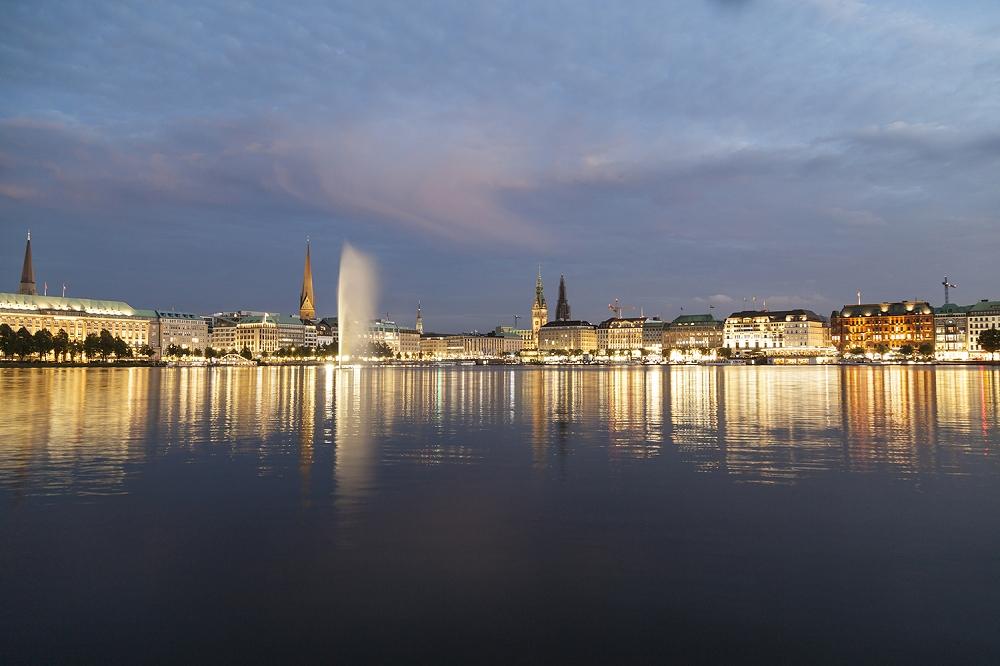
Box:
829;301;935;353
723;310;831;353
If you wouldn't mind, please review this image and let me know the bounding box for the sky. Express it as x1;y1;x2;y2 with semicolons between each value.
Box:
1;0;998;331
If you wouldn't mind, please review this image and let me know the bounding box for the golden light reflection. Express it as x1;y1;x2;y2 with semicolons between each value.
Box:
1;366;999;500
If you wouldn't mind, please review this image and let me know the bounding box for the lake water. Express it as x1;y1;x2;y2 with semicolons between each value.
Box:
2;365;999;662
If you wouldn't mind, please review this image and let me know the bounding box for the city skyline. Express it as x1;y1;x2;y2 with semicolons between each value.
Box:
3;2;999;329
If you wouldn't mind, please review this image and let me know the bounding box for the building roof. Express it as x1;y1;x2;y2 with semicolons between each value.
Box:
727;309;827;322
0;292;141;317
540;319;595;329
154;310;202;320
671;314;718;325
934;303;972;315
968;300;1000;314
833;301;933;318
597;317;647;328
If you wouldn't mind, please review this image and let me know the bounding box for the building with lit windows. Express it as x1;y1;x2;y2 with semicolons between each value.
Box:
597;317;647;354
538;320;597;353
0;292;153;350
829;302;934;353
663;314;724;351
152;311;208;355
724;309;831;353
208;312;316;356
934;303;971;361
967;300;1000;359
641;318;666;355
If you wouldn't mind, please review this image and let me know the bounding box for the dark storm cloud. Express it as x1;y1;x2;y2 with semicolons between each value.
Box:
1;0;998;324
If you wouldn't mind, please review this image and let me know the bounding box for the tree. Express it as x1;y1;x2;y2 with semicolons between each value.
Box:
898;344;915;359
33;329;54;361
14;327;35;360
0;323;14;358
98;329;116;360
918;342;934;359
849;347;864;357
718;347;732;359
240;346;253;360
874;343;889;358
68;340;83;362
53;329;70;362
83;333;101;360
204;346;217;360
979;328;1000;359
139;344;156;360
113;336;132;359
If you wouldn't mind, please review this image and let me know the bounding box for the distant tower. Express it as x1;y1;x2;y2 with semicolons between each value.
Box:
19;231;36;296
299;239;316;321
415;301;423;334
531;266;548;345
555;274;571;321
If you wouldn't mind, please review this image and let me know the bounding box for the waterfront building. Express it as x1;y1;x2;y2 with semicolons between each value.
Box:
724;310;831;352
153;311;208;355
530;268;548;348
419;333;451;359
967;300;1000;359
299;240;316;321
642;318;666;355
316;317;338;348
934;304;971;361
597;317;647;354
555;275;571;321
829;301;934;353
663;314;724;351
538;320;597;354
0;292;153;350
209;311;316;356
18;232;35;296
419;328;523;359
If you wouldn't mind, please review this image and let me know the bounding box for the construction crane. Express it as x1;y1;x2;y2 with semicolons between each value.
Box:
608;299;637;319
942;276;957;304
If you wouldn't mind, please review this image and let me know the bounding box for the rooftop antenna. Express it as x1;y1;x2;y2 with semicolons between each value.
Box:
942;276;957;305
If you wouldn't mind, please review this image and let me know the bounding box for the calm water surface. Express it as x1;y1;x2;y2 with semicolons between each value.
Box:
2;366;1000;662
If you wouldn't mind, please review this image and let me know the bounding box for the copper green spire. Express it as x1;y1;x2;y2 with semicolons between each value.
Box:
299;239;315;321
534;265;546;308
19;230;35;296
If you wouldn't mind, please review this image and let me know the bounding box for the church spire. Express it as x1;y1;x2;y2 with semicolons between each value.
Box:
556;274;570;321
19;230;36;296
298;239;316;321
415;301;423;334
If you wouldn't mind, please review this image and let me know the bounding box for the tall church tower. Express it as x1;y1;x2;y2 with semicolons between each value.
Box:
555;274;570;321
415;302;423;334
19;231;36;296
531;266;548;346
299;239;316;321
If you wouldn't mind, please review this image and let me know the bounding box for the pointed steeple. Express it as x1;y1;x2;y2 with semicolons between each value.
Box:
556;274;570;321
299;239;316;321
534;265;546;308
19;230;36;296
415;301;424;334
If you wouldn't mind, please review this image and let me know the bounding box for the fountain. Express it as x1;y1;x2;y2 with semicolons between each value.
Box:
337;242;378;364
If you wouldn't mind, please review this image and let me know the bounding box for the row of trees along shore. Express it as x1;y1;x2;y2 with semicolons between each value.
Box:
0;324;153;361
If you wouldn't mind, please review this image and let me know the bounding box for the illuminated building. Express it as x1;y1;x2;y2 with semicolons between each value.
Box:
724;309;831;352
0;292;152;349
967;300;1000;359
597;317;647;354
530;267;548;349
663;314;723;351
641;318;666;355
538;320;597;353
419;328;524;359
209;311;316;356
316;317;338;348
934;303;971;360
829;301;934;353
152;311;208;355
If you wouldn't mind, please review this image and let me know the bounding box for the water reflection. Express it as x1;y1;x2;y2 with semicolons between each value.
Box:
1;366;999;500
